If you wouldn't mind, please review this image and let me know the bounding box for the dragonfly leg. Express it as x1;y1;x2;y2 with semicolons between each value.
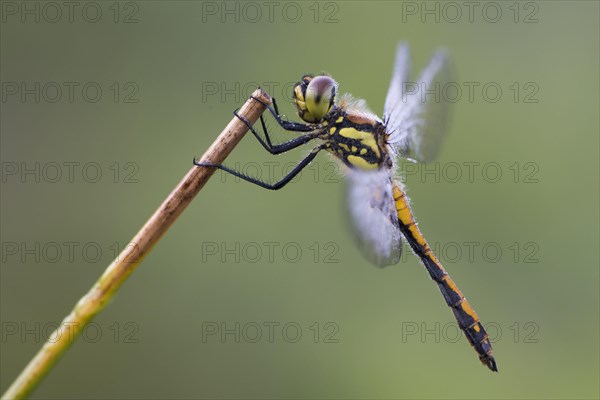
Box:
233;109;318;155
250;95;315;132
194;145;324;191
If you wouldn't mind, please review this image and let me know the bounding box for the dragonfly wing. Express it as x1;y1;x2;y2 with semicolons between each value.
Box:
345;169;402;267
385;46;453;162
383;42;411;124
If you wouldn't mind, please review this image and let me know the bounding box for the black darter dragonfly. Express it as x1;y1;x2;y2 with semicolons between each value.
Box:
194;43;497;372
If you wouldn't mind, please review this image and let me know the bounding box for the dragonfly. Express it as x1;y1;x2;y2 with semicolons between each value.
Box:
194;43;497;372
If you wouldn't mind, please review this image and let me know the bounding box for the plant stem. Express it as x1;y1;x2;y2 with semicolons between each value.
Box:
2;89;272;400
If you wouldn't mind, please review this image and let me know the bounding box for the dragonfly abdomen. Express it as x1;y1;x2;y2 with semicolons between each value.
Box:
392;183;498;372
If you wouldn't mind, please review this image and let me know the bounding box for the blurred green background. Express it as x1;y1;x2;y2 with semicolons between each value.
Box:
1;1;598;399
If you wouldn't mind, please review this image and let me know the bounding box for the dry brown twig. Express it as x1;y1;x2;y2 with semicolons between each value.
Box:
2;89;272;400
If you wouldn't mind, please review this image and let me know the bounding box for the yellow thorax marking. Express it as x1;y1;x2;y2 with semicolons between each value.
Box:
347;155;378;170
338;128;381;157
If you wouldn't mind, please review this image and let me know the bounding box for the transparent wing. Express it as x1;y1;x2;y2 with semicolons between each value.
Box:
383;42;411;124
384;46;453;162
345;169;402;267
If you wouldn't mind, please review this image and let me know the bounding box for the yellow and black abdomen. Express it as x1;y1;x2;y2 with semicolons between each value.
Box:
392;182;497;371
324;113;387;171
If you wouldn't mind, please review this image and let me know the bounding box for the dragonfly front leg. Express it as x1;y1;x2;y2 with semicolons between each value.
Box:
233;110;318;155
250;95;316;132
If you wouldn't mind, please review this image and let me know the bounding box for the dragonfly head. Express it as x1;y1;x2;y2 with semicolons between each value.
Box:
293;74;338;123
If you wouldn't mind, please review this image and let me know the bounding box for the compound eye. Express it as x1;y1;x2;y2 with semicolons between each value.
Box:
305;75;337;122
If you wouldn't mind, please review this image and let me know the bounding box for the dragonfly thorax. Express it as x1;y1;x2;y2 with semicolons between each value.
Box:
321;109;390;171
